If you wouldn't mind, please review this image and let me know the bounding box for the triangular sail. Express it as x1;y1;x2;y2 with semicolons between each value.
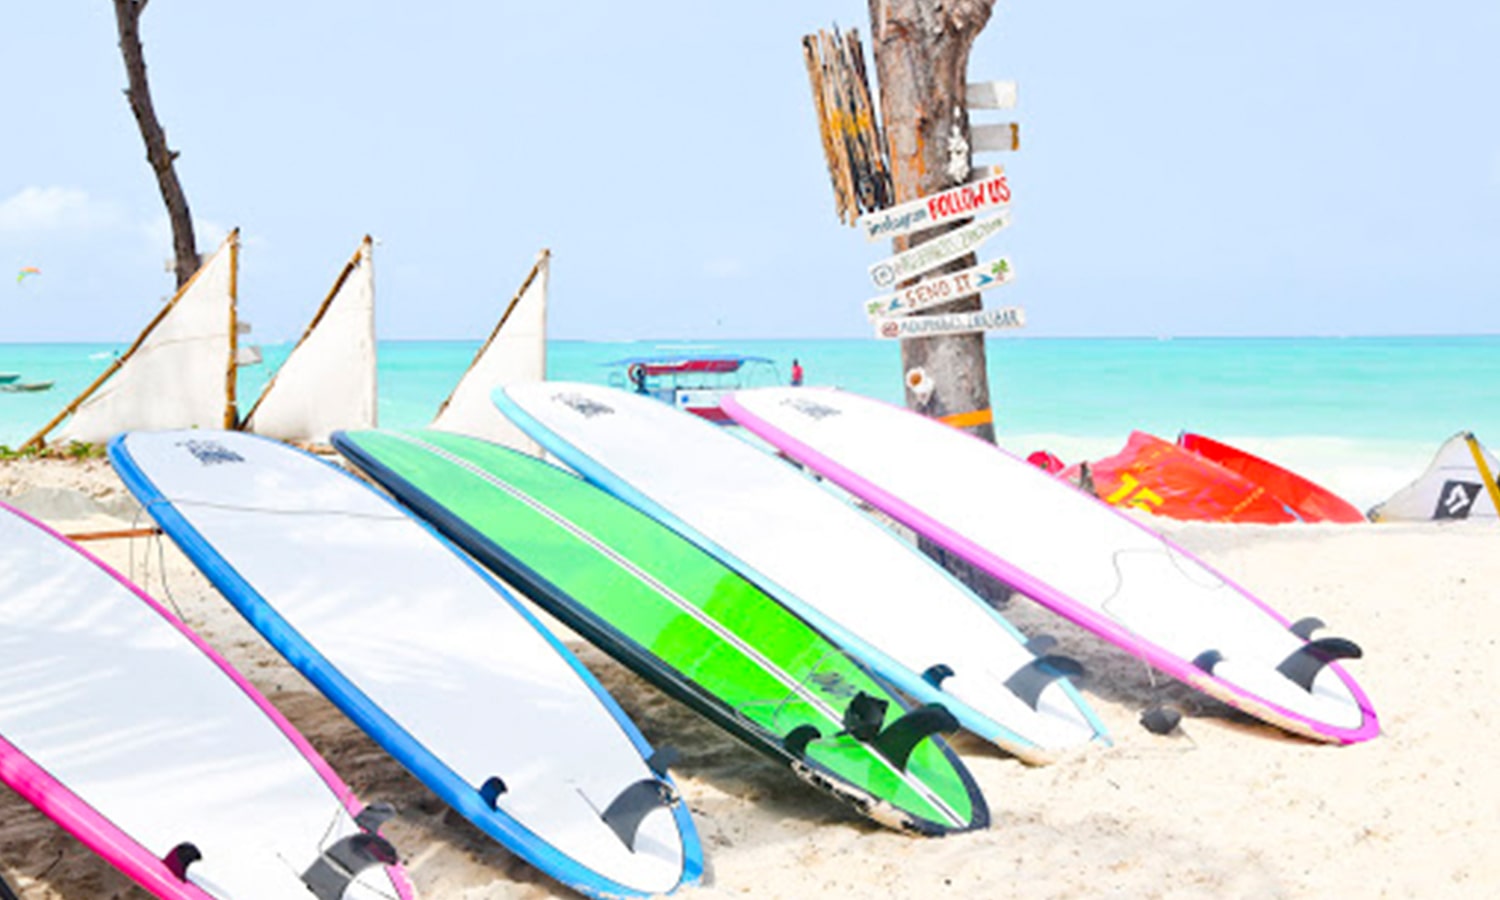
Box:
1369;432;1500;522
26;231;239;449
242;236;377;445
430;249;548;454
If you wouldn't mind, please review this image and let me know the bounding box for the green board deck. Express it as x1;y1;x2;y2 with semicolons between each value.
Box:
334;428;987;836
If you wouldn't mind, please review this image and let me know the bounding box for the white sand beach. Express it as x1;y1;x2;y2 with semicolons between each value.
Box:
1;458;1494;899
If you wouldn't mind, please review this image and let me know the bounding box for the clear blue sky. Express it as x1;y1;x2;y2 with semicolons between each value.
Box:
3;2;1497;343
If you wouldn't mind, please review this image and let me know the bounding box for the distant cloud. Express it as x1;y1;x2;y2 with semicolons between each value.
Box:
0;186;125;233
703;256;746;279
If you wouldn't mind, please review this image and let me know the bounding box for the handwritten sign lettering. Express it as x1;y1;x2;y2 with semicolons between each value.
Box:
873;306;1025;340
865;257;1013;320
856;168;1011;242
867;212;1011;288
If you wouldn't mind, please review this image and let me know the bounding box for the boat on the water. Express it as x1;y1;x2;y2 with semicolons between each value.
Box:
0;374;18;385
0;381;53;394
606;354;780;424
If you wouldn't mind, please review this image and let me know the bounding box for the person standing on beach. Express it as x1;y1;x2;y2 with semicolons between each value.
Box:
791;359;804;386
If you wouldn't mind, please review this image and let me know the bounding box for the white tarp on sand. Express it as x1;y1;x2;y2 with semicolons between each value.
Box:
243;237;377;444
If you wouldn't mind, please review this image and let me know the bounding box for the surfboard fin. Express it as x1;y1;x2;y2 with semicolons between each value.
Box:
1025;635;1059;656
783;724;822;758
600;778;678;851
479;776;508;810
301;833;400;900
1289;616;1325;640
1192;649;1224;674
1277;637;1363;691
162;842;201;881
922;663;954;689
841;691;889;742
646;746;680;778
871;703;959;771
1005;656;1086;710
355;801;396;834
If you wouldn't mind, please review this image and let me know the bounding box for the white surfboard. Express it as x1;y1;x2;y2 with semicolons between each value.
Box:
108;431;700;899
494;383;1108;764
0;501;412;900
722;388;1379;744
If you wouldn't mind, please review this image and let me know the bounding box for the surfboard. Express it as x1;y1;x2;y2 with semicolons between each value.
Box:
108;431;701;899
0;500;413;900
722;388;1379;744
333;428;988;835
491;383;1108;763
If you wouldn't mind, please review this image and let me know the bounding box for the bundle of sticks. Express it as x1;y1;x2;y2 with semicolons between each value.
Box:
802;27;893;224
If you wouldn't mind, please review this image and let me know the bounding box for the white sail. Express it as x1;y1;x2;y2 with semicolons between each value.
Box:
30;231;239;448
430;249;548;454
1369;432;1500;522
242;236;377;444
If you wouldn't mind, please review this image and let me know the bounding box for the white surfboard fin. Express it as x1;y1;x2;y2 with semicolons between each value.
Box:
354;801;397;834
1005;656;1085;710
841;691;889;742
1289;616;1325;640
600;778;679;851
1277;637;1362;692
301;833;400;900
162;842;201;881
921;663;954;689
479;776;508;810
783;724;822;758
872;703;960;771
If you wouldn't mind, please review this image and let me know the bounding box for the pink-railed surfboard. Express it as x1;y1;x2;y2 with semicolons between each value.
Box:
722;388;1378;744
0;501;414;899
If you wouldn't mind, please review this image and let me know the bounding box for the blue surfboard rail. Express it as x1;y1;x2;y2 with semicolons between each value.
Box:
107;432;702;899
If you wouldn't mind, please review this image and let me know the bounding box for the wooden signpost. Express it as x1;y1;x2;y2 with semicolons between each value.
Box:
865;257;1013;320
971;123;1020;154
855;167;1011;242
965;80;1017;110
867;211;1011;288
873;306;1025;340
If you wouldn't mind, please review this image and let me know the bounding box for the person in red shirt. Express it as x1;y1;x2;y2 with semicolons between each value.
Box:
790;359;804;386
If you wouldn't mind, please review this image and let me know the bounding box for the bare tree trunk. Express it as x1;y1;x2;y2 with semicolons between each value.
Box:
113;0;199;288
867;0;997;444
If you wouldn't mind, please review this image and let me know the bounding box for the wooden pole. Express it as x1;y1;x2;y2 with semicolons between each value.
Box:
64;526;163;543
224;233;239;429
867;0;999;444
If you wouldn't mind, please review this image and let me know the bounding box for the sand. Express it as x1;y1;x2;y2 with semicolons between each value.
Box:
1;458;1495;899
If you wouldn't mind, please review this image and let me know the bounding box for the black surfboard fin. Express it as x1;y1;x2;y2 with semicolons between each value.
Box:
600;778;678;851
645;746;680;778
1025;635;1059;656
355;802;397;834
1005;656;1086;710
841;691;889;742
1277;637;1363;691
1192;649;1224;674
302;833;399;900
784;724;821;758
921;663;954;689
871;703;959;771
1140;704;1183;735
162;842;201;881
1289;616;1325;640
479;776;508;810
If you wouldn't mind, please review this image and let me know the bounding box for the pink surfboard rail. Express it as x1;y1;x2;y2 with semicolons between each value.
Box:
0;501;415;899
722;390;1378;745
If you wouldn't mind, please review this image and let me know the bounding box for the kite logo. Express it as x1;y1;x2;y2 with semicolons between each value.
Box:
1434;480;1481;520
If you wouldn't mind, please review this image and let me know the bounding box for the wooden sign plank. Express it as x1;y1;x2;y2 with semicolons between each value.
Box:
972;123;1020;153
867;211;1011;288
855;168;1011;243
966;81;1018;110
865;257;1013;320
874;306;1026;340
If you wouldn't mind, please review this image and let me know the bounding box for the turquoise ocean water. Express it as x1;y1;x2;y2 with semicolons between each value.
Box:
3;335;1497;510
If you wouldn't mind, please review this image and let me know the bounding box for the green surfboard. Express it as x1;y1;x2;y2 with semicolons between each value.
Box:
334;428;987;836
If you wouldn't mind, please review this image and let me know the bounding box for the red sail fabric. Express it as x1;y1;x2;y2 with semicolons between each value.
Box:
1065;431;1296;523
1178;433;1366;524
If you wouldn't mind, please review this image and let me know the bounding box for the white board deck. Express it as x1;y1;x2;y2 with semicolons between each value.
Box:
109;431;696;898
0;502;409;899
495;383;1108;763
722;388;1379;744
